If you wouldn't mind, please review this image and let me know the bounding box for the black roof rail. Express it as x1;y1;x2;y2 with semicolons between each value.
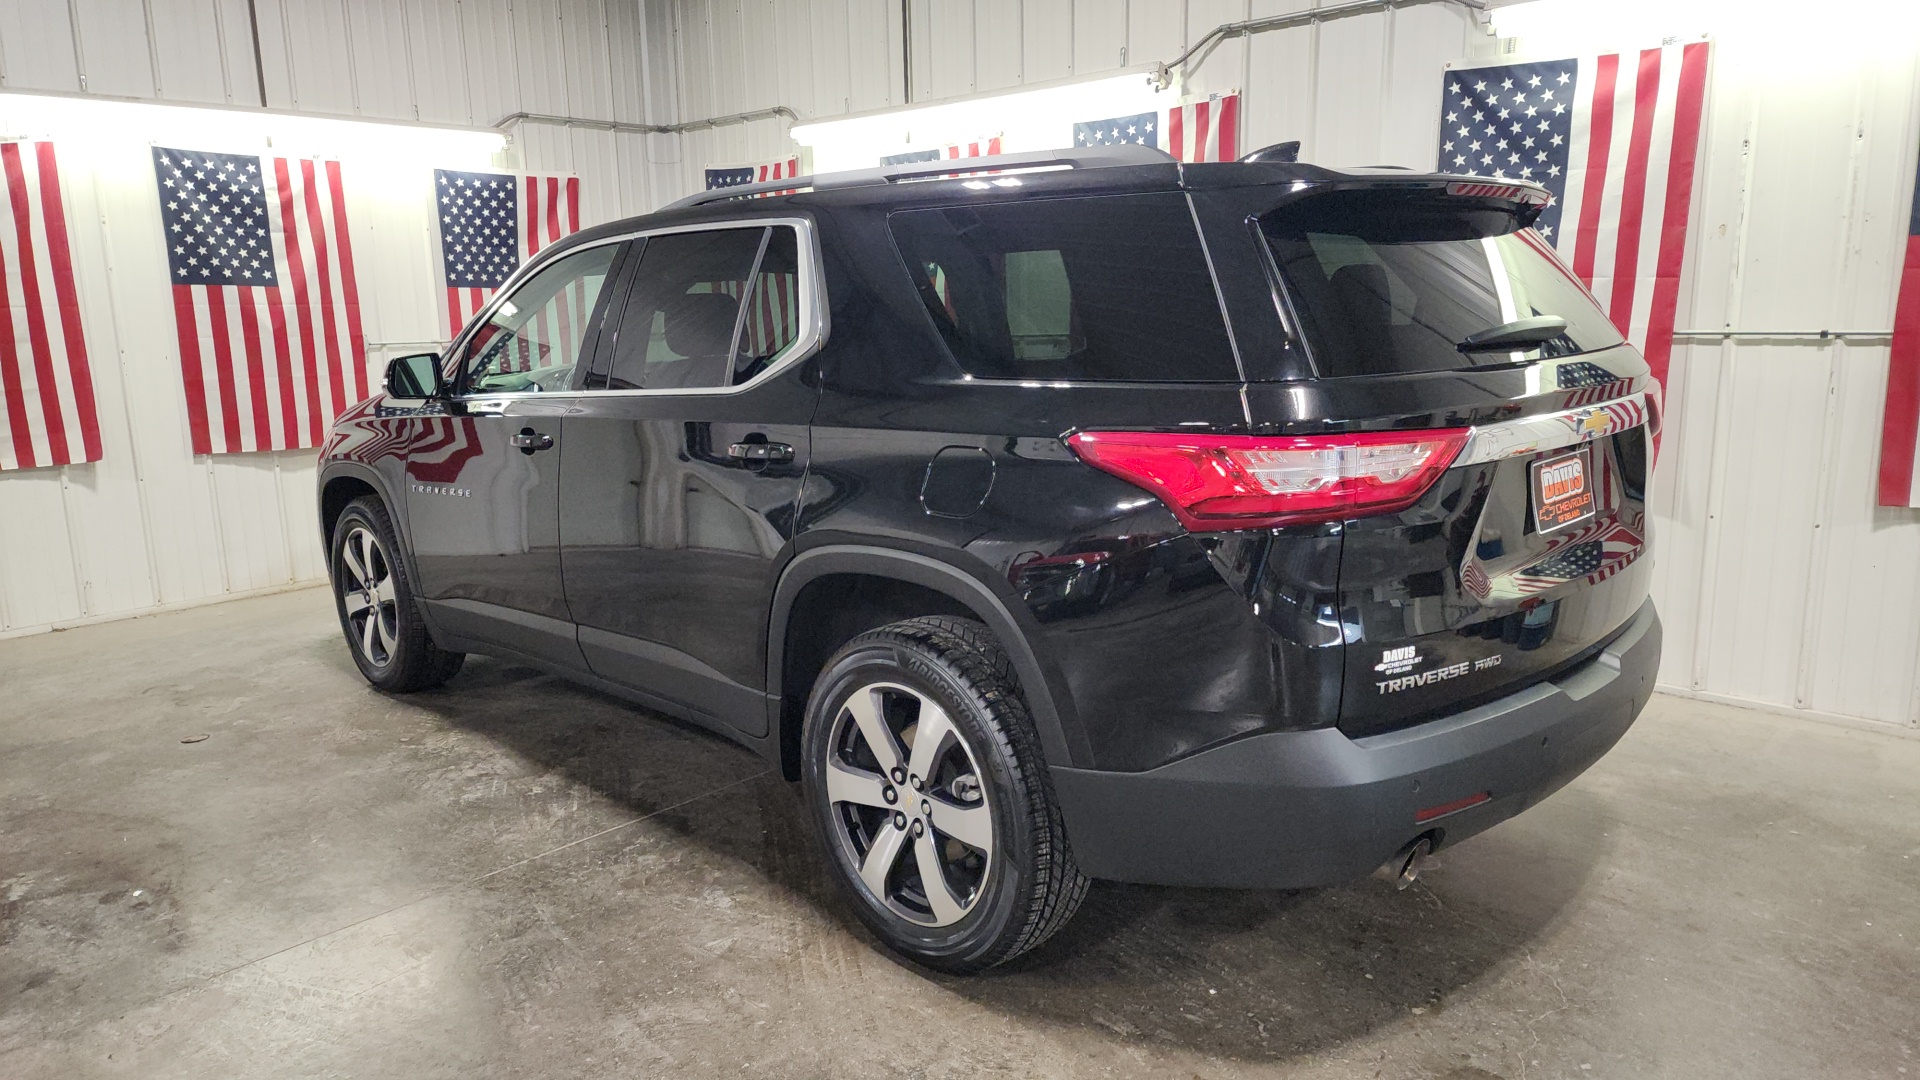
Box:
663;143;1176;211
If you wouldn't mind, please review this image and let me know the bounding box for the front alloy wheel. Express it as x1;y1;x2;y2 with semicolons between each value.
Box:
328;495;463;692
338;525;399;669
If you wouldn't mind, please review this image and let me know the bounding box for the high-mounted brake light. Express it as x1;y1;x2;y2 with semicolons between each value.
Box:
1065;429;1470;532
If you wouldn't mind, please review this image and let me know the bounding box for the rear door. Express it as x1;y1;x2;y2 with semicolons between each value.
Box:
559;221;819;738
1244;185;1655;737
407;241;625;667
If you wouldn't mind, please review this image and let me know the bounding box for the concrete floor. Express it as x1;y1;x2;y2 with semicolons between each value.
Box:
1;589;1916;1080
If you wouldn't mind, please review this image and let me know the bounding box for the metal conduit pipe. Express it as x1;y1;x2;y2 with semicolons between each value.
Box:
490;106;800;136
1151;0;1492;89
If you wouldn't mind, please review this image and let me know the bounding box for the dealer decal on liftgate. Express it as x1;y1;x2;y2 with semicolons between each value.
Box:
1375;652;1503;695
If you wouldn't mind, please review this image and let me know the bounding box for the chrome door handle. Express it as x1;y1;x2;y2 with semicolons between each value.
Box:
510;428;554;454
727;441;794;464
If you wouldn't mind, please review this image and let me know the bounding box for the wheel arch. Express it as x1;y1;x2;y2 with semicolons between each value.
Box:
766;546;1089;781
318;464;412;575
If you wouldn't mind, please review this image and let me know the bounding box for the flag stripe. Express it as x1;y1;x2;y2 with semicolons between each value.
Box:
297;160;346;426
1606;49;1662;332
1882;236;1920;505
1642;41;1708;392
236;287;272;449
2;143;65;462
202;288;242;451
171;286;211;456
33;142;98;463
326;160;367;402
1571;53;1619;285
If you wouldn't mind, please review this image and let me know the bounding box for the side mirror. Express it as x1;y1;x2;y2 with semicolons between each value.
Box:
384;353;444;399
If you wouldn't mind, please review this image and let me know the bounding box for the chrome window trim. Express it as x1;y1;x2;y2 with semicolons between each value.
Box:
448;216;827;402
1456;391;1652;467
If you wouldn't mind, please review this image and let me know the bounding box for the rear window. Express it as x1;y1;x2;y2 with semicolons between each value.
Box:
888;193;1241;382
1260;191;1625;378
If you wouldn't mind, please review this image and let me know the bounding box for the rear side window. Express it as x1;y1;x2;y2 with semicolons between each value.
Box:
888;194;1241;382
1260;191;1625;378
600;226;804;391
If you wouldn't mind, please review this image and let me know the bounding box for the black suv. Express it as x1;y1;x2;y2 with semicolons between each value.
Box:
319;145;1660;972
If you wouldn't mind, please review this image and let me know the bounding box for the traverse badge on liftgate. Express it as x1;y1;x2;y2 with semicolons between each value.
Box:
1531;446;1596;533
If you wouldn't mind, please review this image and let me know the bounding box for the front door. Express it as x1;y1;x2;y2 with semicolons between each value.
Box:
408;241;626;668
560;223;819;736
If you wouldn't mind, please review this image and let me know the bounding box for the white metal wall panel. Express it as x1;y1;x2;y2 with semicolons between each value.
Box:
458;0;522;129
1023;0;1073;84
561;0;617;122
263;0;357;113
0;0;83;93
921;0;977;101
343;0;418;120
1125;0;1184;74
405;0;475;124
148;0;237;105
1377;3;1471;166
512;0;574;116
1242;0;1316;155
1069;0;1124;74
1181;0;1246;102
72;0;159;99
850;0;905;113
1310;10;1387;168
976;0;1024;93
213;0;264;105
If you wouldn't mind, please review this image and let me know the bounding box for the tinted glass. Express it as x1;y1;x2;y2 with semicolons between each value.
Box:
733;226;802;384
1260;192;1625;378
888;193;1241;382
463;245;618;392
602;229;765;391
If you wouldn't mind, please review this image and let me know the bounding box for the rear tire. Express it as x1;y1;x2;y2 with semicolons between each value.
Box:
801;616;1088;972
329;496;465;692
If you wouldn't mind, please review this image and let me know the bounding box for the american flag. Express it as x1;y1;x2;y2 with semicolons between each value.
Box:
0;140;100;472
881;137;1004;169
154;145;365;455
1167;94;1239;162
1074;111;1158;149
1439;44;1710;392
1877;143;1920;506
435;169;580;338
705;155;801;191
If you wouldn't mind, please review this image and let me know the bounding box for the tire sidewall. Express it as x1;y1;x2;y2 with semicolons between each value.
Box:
801;637;1039;971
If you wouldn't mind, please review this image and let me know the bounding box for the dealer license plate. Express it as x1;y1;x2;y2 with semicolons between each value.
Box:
1531;446;1596;533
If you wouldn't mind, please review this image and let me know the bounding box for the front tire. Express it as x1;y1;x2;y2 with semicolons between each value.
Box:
801;616;1088;972
329;496;464;692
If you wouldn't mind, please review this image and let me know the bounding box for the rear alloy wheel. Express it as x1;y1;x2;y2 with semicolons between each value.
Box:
802;617;1087;972
329;496;464;692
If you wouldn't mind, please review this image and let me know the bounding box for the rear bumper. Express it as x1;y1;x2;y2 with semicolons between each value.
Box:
1050;599;1661;889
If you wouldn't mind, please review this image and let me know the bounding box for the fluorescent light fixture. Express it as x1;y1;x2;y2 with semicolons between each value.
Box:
0;90;507;166
792;73;1172;173
1491;0;1918;53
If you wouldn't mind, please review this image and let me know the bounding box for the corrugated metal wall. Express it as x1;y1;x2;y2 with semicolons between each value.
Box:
6;0;1918;733
0;0;673;637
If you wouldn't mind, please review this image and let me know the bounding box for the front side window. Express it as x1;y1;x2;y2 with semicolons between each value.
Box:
1259;191;1626;378
887;193;1242;383
601;226;804;391
462;244;619;393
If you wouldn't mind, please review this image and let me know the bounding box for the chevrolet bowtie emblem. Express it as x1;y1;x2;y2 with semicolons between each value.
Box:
1578;409;1611;436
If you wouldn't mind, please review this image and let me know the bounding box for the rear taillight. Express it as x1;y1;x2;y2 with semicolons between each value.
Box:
1065;429;1469;532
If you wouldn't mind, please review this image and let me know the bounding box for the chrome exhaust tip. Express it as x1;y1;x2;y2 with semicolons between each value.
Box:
1378;836;1437;890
